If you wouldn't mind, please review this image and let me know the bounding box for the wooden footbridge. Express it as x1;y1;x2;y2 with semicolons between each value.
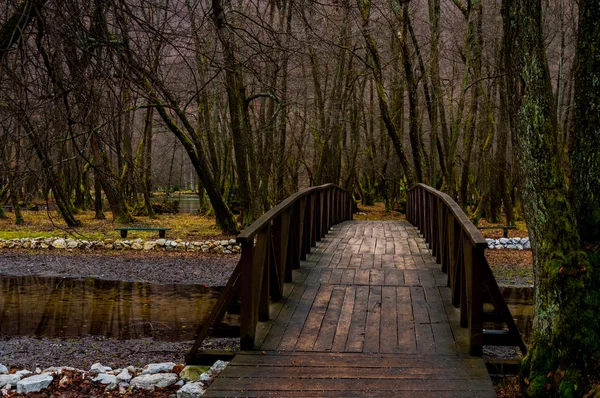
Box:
187;184;526;397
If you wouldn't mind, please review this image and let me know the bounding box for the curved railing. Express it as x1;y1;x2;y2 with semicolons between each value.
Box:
187;184;353;361
407;183;526;356
237;184;353;349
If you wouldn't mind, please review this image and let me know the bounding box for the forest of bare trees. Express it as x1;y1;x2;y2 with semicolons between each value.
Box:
0;0;578;231
1;0;600;396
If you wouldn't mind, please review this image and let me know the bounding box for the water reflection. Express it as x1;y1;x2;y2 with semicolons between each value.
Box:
0;276;235;341
486;286;533;343
153;195;201;214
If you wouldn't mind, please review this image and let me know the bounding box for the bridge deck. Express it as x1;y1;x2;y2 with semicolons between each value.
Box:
205;220;496;397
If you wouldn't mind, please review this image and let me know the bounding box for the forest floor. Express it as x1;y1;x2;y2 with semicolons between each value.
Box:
0;204;532;396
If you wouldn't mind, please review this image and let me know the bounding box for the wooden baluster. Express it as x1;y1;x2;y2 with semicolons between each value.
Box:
451;221;463;307
436;198;444;265
240;240;256;350
466;242;484;356
270;216;284;301
255;227;271;323
308;193;319;246
297;198;307;262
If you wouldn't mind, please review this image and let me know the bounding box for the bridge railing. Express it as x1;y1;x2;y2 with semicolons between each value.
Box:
235;184;353;349
407;183;526;356
187;184;353;361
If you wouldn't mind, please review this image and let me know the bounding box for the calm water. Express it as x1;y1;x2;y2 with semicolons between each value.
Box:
488;286;533;343
0;276;235;341
153;195;201;214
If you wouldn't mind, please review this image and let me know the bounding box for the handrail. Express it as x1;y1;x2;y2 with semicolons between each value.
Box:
407;183;526;356
237;183;353;349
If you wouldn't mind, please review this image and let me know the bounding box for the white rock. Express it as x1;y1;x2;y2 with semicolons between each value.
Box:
42;366;78;376
116;368;132;382
130;373;178;389
35;368;41;374
511;237;522;244
220;240;229;246
523;240;531;249
209;360;228;375
177;382;206;398
521;237;529;244
143;241;156;250
506;244;517;250
90;363;112;373
131;242;143;250
488;245;495;250
228;239;236;245
485;238;494;244
93;373;117;385
175;380;185;386
16;374;54;394
52;238;66;249
499;238;509;245
156;239;166;246
199;373;211;382
0;365;7;374
66;239;78;249
15;370;32;378
0;374;21;389
141;362;176;375
516;244;524;250
494;245;503;250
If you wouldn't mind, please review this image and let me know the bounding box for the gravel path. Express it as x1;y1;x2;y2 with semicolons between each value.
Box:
0;250;239;286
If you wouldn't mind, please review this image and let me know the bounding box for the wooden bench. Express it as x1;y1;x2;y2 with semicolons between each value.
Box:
476;225;516;238
114;227;171;239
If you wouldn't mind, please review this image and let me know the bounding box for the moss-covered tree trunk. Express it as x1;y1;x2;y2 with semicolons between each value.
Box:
503;0;599;395
570;0;600;244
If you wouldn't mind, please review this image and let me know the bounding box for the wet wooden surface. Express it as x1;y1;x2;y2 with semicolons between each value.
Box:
205;221;496;397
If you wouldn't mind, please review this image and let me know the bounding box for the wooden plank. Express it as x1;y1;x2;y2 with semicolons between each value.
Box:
415;323;436;354
329;268;344;284
411;286;430;324
331;286;356;351
363;286;382;353
369;269;385;285
360;253;375;269
277;282;320;350
295;284;335;350
340;269;355;284
381;254;395;269
393;255;406;269
385;239;395;254
424;287;446;324
354;269;370;285
260;282;308;351
345;285;369;352
208;377;495;393
230;351;487;367
432;323;457;355
380;286;398;353
205;390;495;397
221;364;492;380
384;269;404;286
359;237;376;253
313;286;346;351
404;271;420;286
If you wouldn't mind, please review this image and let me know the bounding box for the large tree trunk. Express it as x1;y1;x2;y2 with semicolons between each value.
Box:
569;0;600;244
503;0;599;395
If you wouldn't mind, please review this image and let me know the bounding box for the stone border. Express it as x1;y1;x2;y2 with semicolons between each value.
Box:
486;237;530;250
0;237;240;254
0;360;228;397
